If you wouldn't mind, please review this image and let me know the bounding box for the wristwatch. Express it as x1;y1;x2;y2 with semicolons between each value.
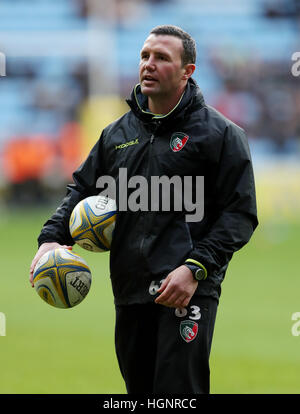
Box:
184;261;207;281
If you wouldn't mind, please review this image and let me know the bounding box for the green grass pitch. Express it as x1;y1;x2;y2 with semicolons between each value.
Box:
0;206;299;394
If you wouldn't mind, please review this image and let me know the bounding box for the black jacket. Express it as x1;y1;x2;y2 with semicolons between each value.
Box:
38;78;258;305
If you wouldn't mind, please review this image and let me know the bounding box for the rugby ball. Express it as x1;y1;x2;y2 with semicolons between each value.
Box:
33;248;92;309
69;195;116;252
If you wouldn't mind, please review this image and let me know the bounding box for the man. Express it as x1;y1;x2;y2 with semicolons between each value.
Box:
30;25;258;394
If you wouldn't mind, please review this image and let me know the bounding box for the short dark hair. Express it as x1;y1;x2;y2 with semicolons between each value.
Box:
150;25;196;66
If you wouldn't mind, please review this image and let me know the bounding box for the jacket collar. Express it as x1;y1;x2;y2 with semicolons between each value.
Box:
126;78;205;126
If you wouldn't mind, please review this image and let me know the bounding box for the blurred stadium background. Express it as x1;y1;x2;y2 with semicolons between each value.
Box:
0;0;300;394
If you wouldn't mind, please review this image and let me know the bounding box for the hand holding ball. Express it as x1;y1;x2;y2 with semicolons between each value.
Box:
32;196;116;308
33;248;92;308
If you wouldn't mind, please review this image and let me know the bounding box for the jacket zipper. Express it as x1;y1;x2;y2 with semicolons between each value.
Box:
139;122;160;257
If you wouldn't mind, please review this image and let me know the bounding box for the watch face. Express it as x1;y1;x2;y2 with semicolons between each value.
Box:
195;268;205;281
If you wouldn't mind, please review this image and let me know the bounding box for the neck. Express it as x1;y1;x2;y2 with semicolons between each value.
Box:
148;85;186;115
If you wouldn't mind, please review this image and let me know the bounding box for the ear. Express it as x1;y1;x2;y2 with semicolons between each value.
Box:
182;63;196;80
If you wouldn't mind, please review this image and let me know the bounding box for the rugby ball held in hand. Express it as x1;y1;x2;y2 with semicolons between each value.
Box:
33;248;92;309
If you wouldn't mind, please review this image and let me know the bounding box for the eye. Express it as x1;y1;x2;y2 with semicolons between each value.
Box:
158;54;169;61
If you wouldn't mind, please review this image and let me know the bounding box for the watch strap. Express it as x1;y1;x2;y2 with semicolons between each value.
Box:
184;259;208;281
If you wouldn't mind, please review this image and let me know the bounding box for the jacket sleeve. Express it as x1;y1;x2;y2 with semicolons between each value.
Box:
186;123;258;279
37;134;104;247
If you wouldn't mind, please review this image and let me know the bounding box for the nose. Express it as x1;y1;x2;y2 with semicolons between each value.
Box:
144;56;155;72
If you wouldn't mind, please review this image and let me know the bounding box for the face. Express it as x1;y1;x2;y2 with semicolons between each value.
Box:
139;34;191;100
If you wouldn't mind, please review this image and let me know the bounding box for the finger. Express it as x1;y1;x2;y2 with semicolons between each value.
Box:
62;245;73;250
168;294;189;309
30;256;37;271
177;296;191;309
29;253;44;285
29;263;37;286
155;285;171;303
155;290;179;306
29;259;38;286
29;271;34;287
157;275;171;293
157;297;186;309
30;253;41;272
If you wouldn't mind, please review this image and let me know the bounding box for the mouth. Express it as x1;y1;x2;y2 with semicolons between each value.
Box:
142;75;158;83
